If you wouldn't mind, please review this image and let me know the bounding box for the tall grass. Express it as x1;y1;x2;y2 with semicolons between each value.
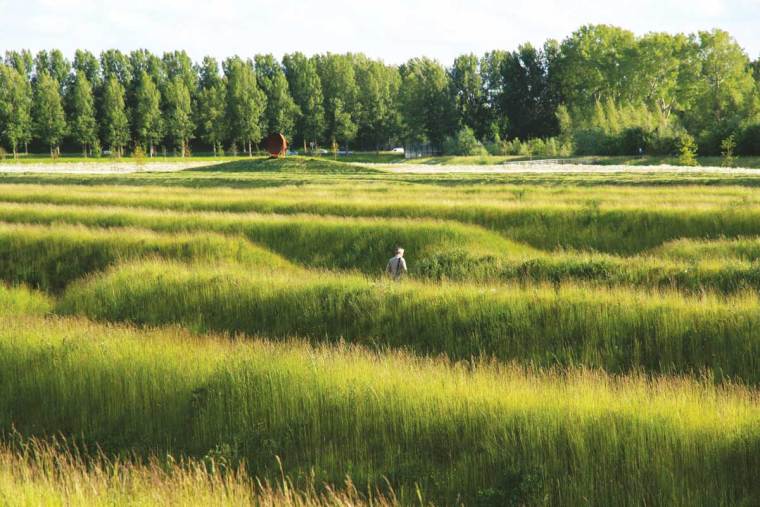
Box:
0;222;294;291
0;283;52;315
4;182;760;253
1;315;758;505
59;260;760;383
8;203;760;294
0;436;394;506
0;203;530;275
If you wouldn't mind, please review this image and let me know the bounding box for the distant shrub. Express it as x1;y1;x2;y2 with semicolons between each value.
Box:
92;139;102;158
443;127;488;156
721;135;737;167
677;134;699;166
132;145;146;165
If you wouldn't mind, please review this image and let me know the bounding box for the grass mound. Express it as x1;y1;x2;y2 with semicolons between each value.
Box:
0;284;52;315
1;315;757;505
6;183;760;254
0;222;294;291
59;260;760;383
189;156;382;174
0;203;531;277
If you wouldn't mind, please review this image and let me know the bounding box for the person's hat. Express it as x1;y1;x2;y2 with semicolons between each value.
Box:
395;246;404;254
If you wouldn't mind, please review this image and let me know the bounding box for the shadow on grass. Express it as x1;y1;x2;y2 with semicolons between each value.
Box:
187;156;384;174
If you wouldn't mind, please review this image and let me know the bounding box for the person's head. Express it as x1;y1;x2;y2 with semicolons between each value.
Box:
395;247;404;257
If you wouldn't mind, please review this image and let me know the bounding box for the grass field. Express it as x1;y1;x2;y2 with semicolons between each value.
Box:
1;156;760;505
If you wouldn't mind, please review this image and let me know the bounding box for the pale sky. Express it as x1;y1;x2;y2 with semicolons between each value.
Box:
1;0;759;65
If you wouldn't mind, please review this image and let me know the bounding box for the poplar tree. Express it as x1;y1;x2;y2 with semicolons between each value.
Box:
68;71;97;156
195;56;226;155
283;52;325;149
164;77;194;156
101;77;129;156
255;54;299;139
134;71;163;156
224;57;265;156
0;65;33;158
32;72;67;157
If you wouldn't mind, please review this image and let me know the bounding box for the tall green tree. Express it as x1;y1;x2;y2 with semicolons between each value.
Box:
555;25;639;118
449;53;487;138
163;50;197;93
751;57;760;85
315;53;359;147
128;50;166;144
283;52;325;149
479;50;509;138
100;50;133;90
398;57;456;146
73;50;101;88
332;98;358;149
101;77;129;156
134;71;163;156
223;57;266;156
195;56;226;155
68;71;97;156
5;50;33;79
34;50;71;96
496;43;560;139
32;72;67;157
634;32;700;118
255;54;299;140
685;29;757;150
164;77;194;156
0;65;33;157
354;56;401;150
5;51;35;153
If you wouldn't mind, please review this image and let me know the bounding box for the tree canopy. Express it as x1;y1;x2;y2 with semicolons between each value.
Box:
1;25;759;157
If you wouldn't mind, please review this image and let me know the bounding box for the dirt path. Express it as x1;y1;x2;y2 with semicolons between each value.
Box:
0;160;224;174
368;162;760;174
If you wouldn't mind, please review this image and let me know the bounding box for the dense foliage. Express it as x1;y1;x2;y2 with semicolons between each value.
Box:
1;25;758;157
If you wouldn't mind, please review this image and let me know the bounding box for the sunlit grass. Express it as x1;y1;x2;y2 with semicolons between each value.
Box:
1;314;758;505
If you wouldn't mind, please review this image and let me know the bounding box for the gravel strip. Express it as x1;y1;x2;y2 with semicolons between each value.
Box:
366;163;760;174
0;161;224;174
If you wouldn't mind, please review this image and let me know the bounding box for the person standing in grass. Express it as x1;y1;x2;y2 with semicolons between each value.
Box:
386;247;407;280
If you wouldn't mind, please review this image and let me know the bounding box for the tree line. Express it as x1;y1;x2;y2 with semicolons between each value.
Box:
1;24;759;158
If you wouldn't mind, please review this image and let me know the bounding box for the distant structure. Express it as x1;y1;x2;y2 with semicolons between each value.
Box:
404;142;440;159
262;133;288;157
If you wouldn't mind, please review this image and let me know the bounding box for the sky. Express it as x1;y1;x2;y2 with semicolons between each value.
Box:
1;0;759;65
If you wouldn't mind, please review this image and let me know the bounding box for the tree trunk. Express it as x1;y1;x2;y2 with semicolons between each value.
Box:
150;141;154;158
248;140;252;157
50;145;53;158
12;143;17;159
24;142;28;155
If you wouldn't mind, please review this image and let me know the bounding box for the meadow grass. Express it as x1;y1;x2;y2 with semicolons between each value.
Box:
0;222;295;291
7;181;760;253
0;203;530;275
0;283;52;315
0;437;394;507
4;160;760;504
1;314;758;505
58;260;760;383
6;204;760;294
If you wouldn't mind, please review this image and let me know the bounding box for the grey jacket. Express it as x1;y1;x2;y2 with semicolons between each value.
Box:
386;255;407;279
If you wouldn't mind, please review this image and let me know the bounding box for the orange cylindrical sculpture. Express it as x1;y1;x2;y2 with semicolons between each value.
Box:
262;133;288;157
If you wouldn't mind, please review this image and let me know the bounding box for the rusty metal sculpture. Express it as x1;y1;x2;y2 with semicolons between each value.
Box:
262;133;288;158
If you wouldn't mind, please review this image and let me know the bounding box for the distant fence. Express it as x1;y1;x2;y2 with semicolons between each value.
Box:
405;143;441;159
501;158;578;165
